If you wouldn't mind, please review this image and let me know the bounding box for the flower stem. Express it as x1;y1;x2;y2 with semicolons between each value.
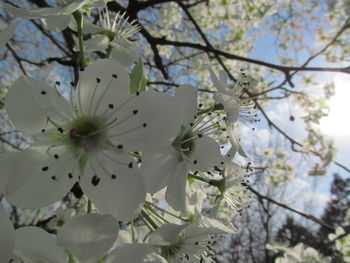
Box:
131;220;136;243
141;209;158;229
188;173;208;183
144;204;170;224
145;201;190;222
140;215;154;231
87;199;92;213
73;10;86;70
68;252;78;263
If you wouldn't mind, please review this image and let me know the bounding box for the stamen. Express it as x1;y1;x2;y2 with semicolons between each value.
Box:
109;123;146;138
88;79;102;115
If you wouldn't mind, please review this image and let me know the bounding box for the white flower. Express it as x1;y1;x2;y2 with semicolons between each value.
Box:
13;213;167;263
57;213;119;263
329;227;350;262
6;0;102;32
0;21;18;49
210;158;250;217
209;66;256;157
56;214;167;263
142;85;223;212
82;10;141;67
13;226;66;263
0;205;14;263
147;215;237;262
1;59;178;221
267;243;332;263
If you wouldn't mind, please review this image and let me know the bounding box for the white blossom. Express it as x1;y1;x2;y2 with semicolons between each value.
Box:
1;59;178;221
142;85;222;212
147;215;237;262
0;205;14;263
5;0;103;32
0;22;18;49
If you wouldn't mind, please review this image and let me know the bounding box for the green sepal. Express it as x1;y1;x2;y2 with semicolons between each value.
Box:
130;58;147;94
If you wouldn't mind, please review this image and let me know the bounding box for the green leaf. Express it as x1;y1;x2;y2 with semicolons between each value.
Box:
130;58;147;94
233;29;244;41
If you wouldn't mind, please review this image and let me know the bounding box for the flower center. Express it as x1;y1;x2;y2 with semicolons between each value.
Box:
67;116;107;152
171;126;196;161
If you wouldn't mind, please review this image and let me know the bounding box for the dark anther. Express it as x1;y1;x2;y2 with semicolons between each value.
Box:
70;82;75;86
133;110;138;115
111;174;117;179
91;175;100;186
54;154;59;159
42;166;49;171
128;162;133;169
198;134;203;138
68;173;73;179
136;91;140;96
112;74;118;78
143;123;147;127
55;81;60;86
199;103;203;108
51;176;57;180
41;91;47;95
96;77;101;83
193;160;197;164
108;104;114;109
220;161;224;165
117;144;124;149
41;129;46;133
57;127;64;133
190;122;193;126
70;182;83;198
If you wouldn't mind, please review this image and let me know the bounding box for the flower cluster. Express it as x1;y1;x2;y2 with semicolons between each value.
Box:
0;2;253;262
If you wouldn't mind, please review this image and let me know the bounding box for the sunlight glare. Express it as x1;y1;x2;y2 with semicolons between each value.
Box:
319;76;350;136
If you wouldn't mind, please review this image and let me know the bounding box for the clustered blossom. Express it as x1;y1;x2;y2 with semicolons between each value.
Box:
1;1;254;262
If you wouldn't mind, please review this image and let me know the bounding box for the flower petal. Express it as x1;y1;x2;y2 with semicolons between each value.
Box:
5;76;73;136
6;1;93;19
185;215;237;241
0;21;18;50
141;147;179;194
110;40;139;67
165;162;188;212
83;35;109;52
174;85;198;126
0;205;14;263
108;89;180;152
6;4;66;19
41;15;72;32
14;227;66;263
57;214;119;263
5;144;78;209
0;149;40;195
107;243;167;263
81;152;146;221
227;123;247;158
147;223;187;246
209;66;226;93
189;135;222;172
75;59;130;116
